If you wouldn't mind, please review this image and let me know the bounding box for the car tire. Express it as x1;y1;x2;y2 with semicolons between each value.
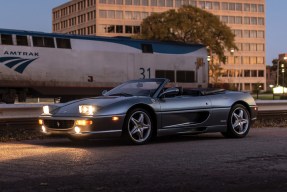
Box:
124;108;153;145
222;104;250;138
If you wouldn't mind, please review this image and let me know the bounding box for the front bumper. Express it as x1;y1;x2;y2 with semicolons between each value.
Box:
39;115;125;139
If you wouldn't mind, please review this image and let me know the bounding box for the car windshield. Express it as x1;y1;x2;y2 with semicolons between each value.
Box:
105;79;165;97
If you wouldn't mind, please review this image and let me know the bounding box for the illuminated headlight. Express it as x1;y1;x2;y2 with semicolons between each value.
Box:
43;106;50;115
79;105;96;115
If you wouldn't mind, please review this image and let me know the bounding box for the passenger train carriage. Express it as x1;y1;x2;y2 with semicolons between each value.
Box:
0;28;208;103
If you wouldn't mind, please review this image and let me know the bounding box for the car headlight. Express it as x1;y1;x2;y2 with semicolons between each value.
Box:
79;105;96;115
43;105;50;115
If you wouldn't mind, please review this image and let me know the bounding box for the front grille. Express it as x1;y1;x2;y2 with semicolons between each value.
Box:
44;120;74;129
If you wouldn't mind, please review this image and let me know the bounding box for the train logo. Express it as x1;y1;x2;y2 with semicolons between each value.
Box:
0;56;38;74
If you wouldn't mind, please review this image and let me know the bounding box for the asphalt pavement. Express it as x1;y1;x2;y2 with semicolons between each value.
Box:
0;128;287;192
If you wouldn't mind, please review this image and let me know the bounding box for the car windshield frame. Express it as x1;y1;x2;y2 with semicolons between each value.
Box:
105;78;168;98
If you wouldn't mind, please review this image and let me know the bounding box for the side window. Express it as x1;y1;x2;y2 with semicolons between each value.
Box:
155;70;175;82
32;36;55;48
1;34;13;45
141;44;153;53
56;38;71;49
16;35;29;46
176;71;195;83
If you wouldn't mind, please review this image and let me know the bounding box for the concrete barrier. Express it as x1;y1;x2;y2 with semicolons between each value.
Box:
0;104;44;120
0;101;287;120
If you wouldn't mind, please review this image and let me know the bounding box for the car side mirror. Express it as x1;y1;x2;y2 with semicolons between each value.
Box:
102;90;108;96
159;87;179;98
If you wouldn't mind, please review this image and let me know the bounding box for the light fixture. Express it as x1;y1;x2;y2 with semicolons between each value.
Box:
43;106;50;115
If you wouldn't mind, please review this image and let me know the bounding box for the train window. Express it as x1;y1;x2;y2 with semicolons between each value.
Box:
141;44;153;53
32;36;55;48
155;70;174;82
44;37;55;48
56;38;71;49
176;71;195;83
1;34;13;45
16;35;29;46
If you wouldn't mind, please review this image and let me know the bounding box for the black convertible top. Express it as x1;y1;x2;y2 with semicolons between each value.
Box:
182;88;226;96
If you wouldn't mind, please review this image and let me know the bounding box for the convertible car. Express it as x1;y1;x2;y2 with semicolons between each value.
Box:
39;78;257;144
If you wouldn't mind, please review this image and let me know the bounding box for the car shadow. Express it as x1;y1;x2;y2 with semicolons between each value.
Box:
30;133;229;148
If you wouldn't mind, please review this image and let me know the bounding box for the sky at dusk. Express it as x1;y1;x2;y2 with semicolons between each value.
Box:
0;0;285;65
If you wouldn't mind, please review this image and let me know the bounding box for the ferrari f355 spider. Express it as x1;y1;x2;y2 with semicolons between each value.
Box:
39;78;257;144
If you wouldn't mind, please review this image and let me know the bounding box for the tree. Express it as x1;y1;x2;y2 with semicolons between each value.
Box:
137;5;237;63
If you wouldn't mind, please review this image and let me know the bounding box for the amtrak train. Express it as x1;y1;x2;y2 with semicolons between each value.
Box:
0;28;208;103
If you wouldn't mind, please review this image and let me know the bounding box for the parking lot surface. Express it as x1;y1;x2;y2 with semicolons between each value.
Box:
1;128;287;192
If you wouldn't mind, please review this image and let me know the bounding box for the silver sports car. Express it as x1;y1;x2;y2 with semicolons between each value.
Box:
39;78;257;144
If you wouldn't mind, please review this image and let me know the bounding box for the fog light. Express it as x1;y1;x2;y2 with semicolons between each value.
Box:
74;126;81;134
42;126;47;133
39;119;43;125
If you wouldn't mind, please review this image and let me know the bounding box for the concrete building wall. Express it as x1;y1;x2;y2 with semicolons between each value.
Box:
52;0;266;91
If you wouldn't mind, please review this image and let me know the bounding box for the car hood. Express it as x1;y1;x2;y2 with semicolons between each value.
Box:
49;96;151;117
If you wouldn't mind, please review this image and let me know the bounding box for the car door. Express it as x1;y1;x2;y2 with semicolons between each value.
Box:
159;95;212;130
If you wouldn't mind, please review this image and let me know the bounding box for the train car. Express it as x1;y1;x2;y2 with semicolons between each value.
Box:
0;28;208;103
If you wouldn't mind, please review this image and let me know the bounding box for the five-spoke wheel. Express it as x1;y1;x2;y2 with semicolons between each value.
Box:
222;104;250;138
124;108;153;144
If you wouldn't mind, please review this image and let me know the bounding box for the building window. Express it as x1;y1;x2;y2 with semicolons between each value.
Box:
166;0;173;7
213;2;220;10
257;44;264;51
257;30;264;38
258;4;264;12
258;70;264;77
258;18;264;25
134;26;141;33
251;17;257;25
242;43;250;51
116;11;123;19
244;17;250;24
151;0;157;6
125;25;133;33
222;2;228;10
251;4;257;12
158;0;164;6
244;4;250;11
125;0;132;5
221;16;228;23
142;0;148;5
251;70;257;77
99;10;107;18
243;57;250;64
243;30;250;38
250;44;257;51
234;29;242;37
229;16;235;24
244;70;250;77
250;30;257;38
133;0;140;5
235;3;242;11
235;16;242;24
125;11;132;19
116;25;123;33
107;10;115;19
257;57;264;64
229;3;235;10
250;57;257;64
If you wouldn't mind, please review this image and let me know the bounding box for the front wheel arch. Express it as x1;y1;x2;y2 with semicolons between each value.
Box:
124;104;157;136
